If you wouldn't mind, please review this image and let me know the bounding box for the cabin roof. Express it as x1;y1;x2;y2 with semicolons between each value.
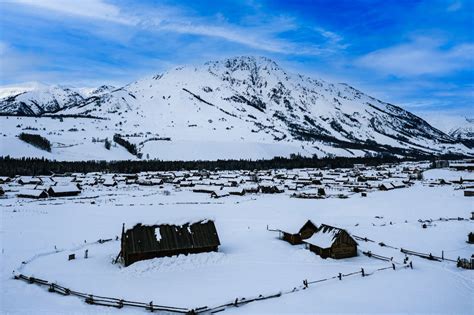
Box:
48;185;80;194
123;220;220;255
304;224;354;248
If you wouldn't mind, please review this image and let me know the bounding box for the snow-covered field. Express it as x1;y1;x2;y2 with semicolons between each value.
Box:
1;168;473;314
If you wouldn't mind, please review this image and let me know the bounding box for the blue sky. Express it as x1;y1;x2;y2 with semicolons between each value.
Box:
0;0;472;116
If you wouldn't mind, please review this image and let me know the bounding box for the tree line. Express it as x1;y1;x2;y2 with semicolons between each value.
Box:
0;154;466;177
18;133;51;152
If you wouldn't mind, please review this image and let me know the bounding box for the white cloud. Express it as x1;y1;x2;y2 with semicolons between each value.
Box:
356;37;474;77
9;0;136;25
6;0;343;56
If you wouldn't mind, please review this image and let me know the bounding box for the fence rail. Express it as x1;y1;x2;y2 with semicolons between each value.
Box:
14;260;413;314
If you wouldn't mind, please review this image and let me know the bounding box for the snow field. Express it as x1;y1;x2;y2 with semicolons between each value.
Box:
0;169;473;313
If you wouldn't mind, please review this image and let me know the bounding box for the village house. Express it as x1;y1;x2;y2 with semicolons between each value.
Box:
103;178;118;187
211;189;229;199
120;220;220;266
17;189;48;199
468;232;474;244
280;220;318;245
48;185;81;197
464;190;474;197
18;176;42;185
304;224;358;259
0;176;11;184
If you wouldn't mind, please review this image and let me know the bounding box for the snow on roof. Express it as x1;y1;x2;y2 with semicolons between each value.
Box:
17;189;47;197
49;185;80;193
304;226;341;248
133;217;216;229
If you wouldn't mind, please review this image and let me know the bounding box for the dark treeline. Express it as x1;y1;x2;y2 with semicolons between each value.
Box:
113;134;139;156
0;154;467;177
18;133;51;152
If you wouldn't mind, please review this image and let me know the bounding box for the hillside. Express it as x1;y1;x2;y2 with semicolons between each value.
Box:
0;56;471;160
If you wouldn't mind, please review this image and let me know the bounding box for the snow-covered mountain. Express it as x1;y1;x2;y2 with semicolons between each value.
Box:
0;84;87;115
0;56;472;160
448;118;474;140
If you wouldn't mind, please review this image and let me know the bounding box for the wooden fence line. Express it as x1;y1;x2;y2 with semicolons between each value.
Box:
13;259;412;314
400;248;457;263
353;234;459;264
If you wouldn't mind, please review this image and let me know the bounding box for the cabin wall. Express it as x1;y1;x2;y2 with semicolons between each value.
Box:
330;243;357;259
124;245;218;266
282;232;303;245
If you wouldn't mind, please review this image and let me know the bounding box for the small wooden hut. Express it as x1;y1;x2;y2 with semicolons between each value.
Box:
468;232;474;244
281;220;318;245
17;189;48;199
464;190;474;197
304;224;358;259
120;220;220;266
48;185;81;197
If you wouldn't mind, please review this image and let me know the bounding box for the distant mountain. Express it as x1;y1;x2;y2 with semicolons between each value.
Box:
0;56;472;159
449;118;474;139
0;84;86;115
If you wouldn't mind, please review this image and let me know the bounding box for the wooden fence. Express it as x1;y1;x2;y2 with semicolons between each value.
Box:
14;261;413;314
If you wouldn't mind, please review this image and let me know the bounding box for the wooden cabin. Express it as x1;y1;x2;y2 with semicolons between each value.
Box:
17;189;48;199
211;189;229;199
120;220;220;267
0;176;11;184
136;178;163;186
48;185;81;197
468;232;474;244
281;220;318;245
464;190;474;197
228;187;246;196
18;176;42;185
304;224;358;259
103;178;118;187
432;160;449;168
259;184;284;194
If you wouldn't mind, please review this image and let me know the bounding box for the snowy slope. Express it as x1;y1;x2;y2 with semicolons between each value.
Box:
449;118;474;140
0;56;472;159
0;84;87;115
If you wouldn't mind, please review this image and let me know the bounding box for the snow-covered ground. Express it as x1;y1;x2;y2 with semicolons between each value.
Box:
1;168;473;314
0;116;369;160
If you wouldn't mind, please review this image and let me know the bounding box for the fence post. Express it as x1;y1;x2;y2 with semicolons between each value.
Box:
361;268;365;277
303;279;308;288
392;263;395;270
338;273;342;280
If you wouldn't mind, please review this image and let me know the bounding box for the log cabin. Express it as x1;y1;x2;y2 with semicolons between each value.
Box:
120;220;220;267
47;185;81;197
304;224;358;259
281;220;318;245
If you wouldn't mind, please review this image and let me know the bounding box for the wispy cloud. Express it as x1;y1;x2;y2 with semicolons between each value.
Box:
6;0;344;56
356;37;474;77
9;0;135;24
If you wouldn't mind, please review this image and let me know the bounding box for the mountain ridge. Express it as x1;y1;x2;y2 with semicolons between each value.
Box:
0;56;472;160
